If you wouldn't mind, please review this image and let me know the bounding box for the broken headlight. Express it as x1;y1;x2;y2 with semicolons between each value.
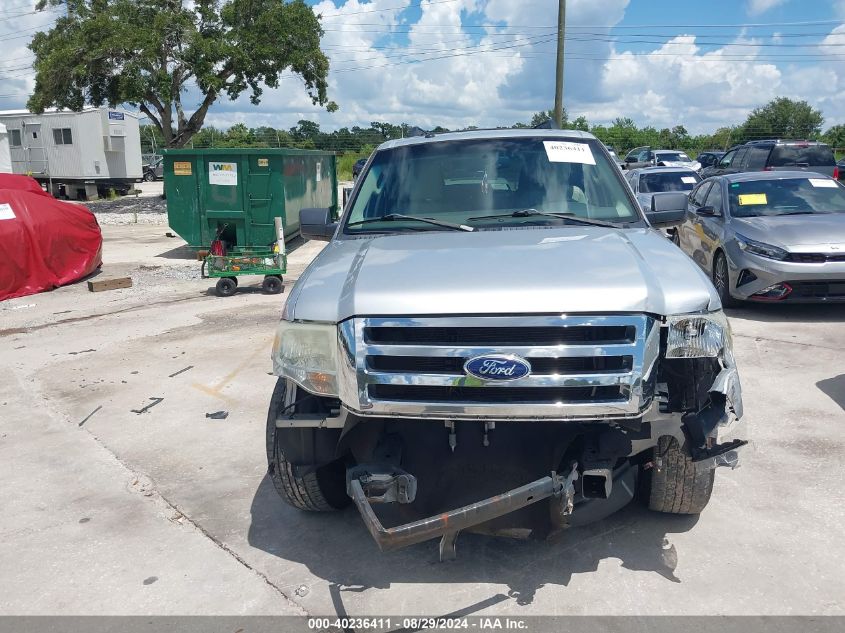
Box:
271;320;339;396
665;310;733;359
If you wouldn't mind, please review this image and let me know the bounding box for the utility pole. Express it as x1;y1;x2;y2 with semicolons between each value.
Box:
554;0;566;128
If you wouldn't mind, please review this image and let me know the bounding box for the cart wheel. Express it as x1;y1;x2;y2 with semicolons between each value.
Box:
215;277;238;297
262;275;284;295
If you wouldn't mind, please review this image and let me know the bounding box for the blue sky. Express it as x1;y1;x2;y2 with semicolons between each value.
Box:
2;0;845;134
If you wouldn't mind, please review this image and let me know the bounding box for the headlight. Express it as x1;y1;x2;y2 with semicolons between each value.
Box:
735;233;788;261
271;320;339;396
666;311;733;359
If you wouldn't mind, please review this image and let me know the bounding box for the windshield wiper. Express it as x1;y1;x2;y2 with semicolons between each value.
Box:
346;213;474;232
467;209;622;228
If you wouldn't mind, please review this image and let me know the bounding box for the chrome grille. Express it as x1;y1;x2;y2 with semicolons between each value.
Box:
338;315;659;421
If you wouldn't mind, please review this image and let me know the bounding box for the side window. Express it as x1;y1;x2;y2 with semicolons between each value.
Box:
705;182;723;213
625;148;640;161
9;129;21;147
718;151;735;168
691;182;711;206
731;148;749;167
625;171;637;189
53;128;73;145
744;147;769;170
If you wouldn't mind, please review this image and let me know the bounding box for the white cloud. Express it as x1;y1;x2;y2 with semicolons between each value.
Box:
0;4;57;111
6;0;845;137
747;0;788;16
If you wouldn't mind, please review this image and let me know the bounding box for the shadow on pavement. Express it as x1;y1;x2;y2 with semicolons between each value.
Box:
155;244;197;260
726;303;845;324
247;474;698;610
817;374;845;411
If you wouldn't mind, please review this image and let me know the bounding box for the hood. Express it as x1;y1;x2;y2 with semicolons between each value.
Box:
731;214;845;249
286;227;719;322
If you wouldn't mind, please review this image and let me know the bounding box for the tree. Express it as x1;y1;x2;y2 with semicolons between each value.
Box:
570;115;589;132
823;124;845;151
738;97;823;143
529;108;567;128
29;0;337;148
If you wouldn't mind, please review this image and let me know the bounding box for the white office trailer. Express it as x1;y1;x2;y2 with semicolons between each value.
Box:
0;122;11;173
0;107;143;199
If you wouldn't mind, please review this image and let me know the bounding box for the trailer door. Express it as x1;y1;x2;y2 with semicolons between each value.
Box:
22;122;48;176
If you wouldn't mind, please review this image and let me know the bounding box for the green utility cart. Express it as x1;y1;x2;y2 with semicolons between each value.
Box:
162;147;338;296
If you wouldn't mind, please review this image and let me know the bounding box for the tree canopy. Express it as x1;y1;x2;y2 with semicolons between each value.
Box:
29;0;336;148
737;97;823;143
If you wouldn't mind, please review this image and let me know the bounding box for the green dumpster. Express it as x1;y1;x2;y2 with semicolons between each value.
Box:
162;148;338;249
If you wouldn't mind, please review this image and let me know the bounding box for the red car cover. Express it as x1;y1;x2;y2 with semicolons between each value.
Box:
0;187;103;301
0;174;52;197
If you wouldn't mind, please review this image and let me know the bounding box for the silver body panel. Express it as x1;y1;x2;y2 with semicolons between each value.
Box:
284;227;720;323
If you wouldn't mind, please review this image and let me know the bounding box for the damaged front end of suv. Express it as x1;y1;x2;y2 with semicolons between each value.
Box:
268;306;744;560
264;130;746;560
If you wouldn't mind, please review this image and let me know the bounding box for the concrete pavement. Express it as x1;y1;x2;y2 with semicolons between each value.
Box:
1;223;843;616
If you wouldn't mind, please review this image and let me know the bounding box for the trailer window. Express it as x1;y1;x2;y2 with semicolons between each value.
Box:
53;128;73;145
9;129;21;147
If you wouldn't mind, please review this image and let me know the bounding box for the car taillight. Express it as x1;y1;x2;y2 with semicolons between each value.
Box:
834;166;840;180
763;166;773;171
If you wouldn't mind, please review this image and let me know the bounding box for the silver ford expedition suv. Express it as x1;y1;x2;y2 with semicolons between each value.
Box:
267;129;746;560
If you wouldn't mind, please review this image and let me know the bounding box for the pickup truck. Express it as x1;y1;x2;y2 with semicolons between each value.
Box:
267;130;746;560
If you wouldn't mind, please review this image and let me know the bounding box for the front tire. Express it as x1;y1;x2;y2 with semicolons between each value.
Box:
713;252;739;308
265;378;349;511
645;436;714;514
143;171;156;182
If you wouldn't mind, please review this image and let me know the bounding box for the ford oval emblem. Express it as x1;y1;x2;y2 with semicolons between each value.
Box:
463;355;532;382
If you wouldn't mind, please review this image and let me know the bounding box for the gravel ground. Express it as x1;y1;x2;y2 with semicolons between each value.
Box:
86;194;169;225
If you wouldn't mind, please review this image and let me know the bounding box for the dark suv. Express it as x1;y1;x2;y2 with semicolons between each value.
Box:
700;140;837;179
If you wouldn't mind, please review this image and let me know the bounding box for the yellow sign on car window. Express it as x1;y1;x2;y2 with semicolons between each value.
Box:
738;193;767;206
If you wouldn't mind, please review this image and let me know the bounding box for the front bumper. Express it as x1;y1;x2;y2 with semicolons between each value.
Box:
725;242;845;302
344;370;745;560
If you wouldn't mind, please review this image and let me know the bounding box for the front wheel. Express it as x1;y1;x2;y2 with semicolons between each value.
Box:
713;252;739;308
266;378;349;511
644;436;714;514
143;171;156;182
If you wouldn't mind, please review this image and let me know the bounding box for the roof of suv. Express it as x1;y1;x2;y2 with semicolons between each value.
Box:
628;166;699;175
744;139;828;146
378;128;596;150
718;170;835;183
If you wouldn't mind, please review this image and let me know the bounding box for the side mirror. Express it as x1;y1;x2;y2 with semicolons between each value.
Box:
646;192;688;228
300;207;337;242
696;206;719;217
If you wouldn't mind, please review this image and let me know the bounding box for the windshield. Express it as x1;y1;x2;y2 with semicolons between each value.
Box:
729;177;845;218
640;171;700;193
769;145;834;167
655;152;691;162
344;137;640;233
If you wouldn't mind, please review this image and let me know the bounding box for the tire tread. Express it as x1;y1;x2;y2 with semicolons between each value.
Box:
648;436;714;515
266;378;345;512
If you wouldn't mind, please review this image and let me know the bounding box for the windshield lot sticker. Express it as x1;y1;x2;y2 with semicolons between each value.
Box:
209;162;237;186
543;141;596;165
681;176;697;184
809;178;838;188
0;203;15;220
738;193;768;206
